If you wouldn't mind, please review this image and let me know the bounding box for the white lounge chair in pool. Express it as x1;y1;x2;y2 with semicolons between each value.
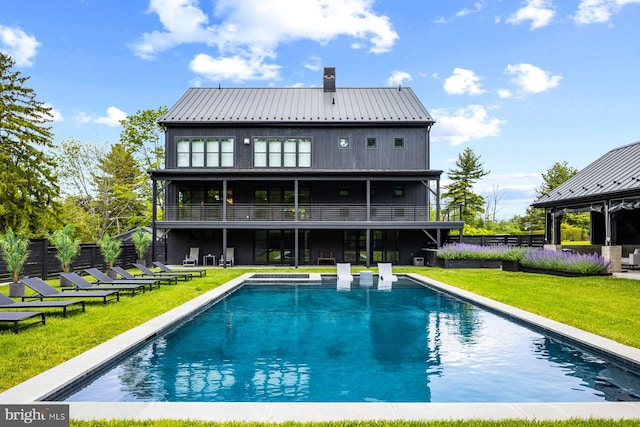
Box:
377;263;398;283
336;262;353;290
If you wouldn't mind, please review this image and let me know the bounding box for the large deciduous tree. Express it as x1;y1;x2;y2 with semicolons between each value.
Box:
441;147;489;224
0;53;59;232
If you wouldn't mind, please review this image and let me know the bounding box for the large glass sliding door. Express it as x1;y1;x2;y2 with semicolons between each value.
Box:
343;230;367;264
254;230;310;265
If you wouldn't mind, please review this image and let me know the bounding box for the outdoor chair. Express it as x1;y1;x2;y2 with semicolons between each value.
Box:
623;249;640;270
377;263;398;283
337;262;354;281
153;261;206;277
132;263;191;281
20;277;120;305
111;266;177;285
183;247;200;266
84;268;161;291
0;292;85;318
61;272;146;296
336;262;354;289
218;247;235;266
0;311;46;333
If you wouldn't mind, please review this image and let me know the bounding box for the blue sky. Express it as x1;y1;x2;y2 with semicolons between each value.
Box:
2;0;640;219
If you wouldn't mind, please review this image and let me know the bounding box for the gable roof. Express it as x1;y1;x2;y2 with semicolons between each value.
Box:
532;141;640;208
160;87;434;125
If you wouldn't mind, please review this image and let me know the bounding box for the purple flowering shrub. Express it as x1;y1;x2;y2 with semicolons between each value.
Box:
520;249;610;274
437;243;526;261
437;243;609;274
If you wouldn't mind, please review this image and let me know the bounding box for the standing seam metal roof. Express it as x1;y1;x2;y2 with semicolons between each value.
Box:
160;87;434;124
532;141;640;207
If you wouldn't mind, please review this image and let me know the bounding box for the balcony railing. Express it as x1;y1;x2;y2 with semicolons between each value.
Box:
162;203;437;222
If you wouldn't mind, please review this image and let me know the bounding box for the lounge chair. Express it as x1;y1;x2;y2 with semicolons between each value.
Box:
0;311;45;333
20;277;120;305
623;249;640;270
153;261;206;277
183;247;199;266
132;263;191;281
0;292;85;318
84;268;161;290
219;247;235;266
377;263;398;282
111;266;177;285
337;263;354;282
61;272;146;296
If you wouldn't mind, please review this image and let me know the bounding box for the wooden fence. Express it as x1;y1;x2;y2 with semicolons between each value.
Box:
0;239;139;282
446;234;545;247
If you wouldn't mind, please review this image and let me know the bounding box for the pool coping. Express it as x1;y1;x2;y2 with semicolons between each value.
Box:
0;272;639;421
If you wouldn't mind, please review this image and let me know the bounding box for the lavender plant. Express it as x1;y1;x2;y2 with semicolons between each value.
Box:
520;249;609;274
437;243;609;274
437;243;526;261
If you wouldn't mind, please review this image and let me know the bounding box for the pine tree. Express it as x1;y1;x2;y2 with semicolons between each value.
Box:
441;147;489;223
0;53;59;231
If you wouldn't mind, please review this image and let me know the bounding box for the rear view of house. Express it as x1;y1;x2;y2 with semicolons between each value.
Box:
150;68;463;266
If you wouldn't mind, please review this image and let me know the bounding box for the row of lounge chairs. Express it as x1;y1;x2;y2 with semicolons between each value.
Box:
0;262;206;333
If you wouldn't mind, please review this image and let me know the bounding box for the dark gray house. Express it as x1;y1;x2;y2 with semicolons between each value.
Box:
531;140;640;252
150;68;463;266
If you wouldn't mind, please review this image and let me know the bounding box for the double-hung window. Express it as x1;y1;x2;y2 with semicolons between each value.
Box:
176;137;234;167
254;137;312;167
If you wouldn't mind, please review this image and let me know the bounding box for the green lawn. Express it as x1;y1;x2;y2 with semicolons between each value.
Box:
1;266;639;427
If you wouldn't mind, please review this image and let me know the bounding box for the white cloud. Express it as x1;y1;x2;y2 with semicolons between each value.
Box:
431;105;506;146
95;107;127;127
506;0;556;30
573;0;640;24
76;107;127;127
506;63;561;93
303;55;323;71
189;53;280;82
132;0;398;82
387;70;412;86
444;68;486;95
497;88;513;98
456;1;486;17
0;25;40;67
43;104;64;122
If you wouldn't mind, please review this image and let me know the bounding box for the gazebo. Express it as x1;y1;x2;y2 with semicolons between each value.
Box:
531;141;640;270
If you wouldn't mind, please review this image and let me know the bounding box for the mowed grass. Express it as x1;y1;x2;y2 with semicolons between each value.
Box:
1;266;640;427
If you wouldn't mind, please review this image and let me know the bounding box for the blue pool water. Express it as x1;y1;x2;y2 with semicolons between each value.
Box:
64;279;640;402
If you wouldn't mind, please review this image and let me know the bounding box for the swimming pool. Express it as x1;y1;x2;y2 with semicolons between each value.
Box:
62;276;640;403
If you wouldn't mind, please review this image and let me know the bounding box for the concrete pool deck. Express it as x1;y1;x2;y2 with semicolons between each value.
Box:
1;272;640;422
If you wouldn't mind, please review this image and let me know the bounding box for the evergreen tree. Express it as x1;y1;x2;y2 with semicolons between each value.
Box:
441;147;489;223
93;143;148;235
0;53;59;232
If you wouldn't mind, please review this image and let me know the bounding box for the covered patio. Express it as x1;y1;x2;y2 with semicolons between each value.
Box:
531;141;640;271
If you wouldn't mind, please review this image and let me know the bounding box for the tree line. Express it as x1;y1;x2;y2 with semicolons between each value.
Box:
441;147;588;240
0;52;165;242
